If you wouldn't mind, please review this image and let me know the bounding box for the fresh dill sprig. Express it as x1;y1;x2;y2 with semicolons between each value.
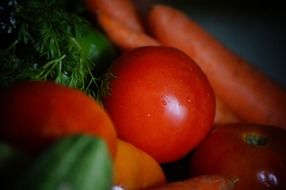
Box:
0;0;115;100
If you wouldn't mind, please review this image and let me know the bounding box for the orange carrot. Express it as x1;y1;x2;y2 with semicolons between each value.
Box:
97;12;160;50
85;0;144;32
214;97;240;125
145;175;235;190
147;4;286;128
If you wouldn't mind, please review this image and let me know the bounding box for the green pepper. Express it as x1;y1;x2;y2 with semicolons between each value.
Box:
75;23;117;76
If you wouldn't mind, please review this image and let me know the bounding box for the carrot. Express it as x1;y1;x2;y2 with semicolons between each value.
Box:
147;4;286;128
144;175;235;190
214;97;240;125
96;12;160;50
85;0;144;32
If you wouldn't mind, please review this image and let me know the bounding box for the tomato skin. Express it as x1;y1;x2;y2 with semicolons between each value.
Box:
0;81;117;158
189;123;286;190
103;46;215;163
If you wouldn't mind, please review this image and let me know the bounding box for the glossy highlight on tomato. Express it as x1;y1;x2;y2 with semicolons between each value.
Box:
103;46;215;163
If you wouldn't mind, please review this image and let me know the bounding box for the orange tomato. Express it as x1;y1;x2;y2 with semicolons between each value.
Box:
0;81;117;158
113;139;166;189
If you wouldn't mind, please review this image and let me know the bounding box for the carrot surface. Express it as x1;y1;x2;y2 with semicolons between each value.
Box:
145;175;235;190
214;97;240;125
97;12;160;50
85;0;144;32
147;4;286;128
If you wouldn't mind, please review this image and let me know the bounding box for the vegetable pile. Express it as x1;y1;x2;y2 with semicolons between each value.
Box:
0;0;286;190
0;0;116;99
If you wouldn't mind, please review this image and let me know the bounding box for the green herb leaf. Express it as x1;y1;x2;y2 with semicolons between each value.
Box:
0;0;116;100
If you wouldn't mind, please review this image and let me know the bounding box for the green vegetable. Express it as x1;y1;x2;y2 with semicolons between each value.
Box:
0;0;116;99
14;134;113;190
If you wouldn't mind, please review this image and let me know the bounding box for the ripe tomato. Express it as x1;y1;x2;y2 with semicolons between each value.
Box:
0;81;117;158
103;46;215;163
189;123;286;190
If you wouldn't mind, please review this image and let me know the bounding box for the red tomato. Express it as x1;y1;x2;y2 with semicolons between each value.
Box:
0;81;117;158
103;46;215;163
189;123;286;190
